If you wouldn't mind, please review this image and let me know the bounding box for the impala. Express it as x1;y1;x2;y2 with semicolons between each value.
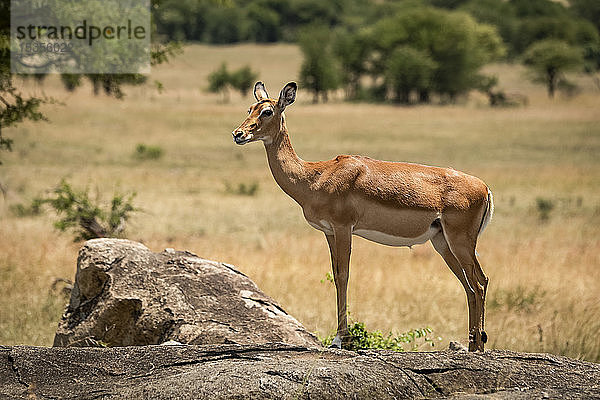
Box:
232;81;493;351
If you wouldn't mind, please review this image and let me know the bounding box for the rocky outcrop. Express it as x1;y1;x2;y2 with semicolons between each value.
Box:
53;239;319;348
2;239;598;398
1;343;599;399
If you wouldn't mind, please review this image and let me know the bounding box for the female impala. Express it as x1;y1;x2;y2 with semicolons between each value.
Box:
232;81;493;351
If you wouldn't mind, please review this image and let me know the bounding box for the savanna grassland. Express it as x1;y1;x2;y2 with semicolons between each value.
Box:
1;44;599;361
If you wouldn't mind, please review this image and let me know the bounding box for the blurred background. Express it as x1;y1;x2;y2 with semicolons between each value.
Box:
1;0;599;361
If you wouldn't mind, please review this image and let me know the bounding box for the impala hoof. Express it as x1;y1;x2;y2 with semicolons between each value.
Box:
468;330;486;352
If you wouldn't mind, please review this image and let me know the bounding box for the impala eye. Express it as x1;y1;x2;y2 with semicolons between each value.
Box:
247;108;251;114
261;109;273;117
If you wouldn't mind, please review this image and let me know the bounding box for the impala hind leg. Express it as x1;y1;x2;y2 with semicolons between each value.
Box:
325;227;352;349
441;223;488;351
430;231;479;351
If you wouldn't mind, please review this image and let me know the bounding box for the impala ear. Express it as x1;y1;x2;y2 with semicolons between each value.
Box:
277;82;297;111
254;81;269;101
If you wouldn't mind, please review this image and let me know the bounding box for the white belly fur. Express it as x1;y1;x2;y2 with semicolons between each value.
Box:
353;226;438;247
307;219;438;247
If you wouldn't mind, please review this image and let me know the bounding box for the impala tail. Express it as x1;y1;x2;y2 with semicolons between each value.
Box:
478;188;494;237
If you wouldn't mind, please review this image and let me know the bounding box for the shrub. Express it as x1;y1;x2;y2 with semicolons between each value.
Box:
207;63;259;101
134;144;164;160
19;180;139;241
321;322;438;352
229;66;259;97
535;197;555;221
207;62;231;102
225;181;259;196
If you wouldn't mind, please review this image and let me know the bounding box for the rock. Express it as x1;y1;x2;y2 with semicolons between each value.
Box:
53;238;320;348
448;341;468;352
7;239;600;398
1;344;599;399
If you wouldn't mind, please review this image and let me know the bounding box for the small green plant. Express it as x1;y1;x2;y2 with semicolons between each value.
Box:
134;144;164;160
225;181;259;196
535;197;555;221
18;180;138;241
320;272;334;284
154;80;165;94
320;322;438;352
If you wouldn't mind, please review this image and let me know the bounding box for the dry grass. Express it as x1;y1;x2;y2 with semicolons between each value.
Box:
1;44;599;361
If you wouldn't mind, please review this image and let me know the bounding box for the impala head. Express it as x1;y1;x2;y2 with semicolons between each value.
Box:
232;81;297;145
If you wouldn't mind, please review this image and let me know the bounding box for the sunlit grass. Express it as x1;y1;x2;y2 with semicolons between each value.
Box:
1;44;599;361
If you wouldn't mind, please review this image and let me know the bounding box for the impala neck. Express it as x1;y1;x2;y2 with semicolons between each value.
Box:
264;115;311;204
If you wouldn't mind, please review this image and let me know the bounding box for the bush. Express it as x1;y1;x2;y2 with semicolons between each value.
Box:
229;66;259;97
207;63;231;102
225;181;259;196
18;180;139;241
535;197;555;221
207;63;259;101
134;144;164;160
321;322;438;352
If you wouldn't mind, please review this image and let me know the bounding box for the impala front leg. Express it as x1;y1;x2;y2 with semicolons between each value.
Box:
325;226;352;349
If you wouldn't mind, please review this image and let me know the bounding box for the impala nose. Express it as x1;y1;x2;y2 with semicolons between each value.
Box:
232;130;249;145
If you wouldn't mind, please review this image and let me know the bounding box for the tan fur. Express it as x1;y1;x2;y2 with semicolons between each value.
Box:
232;82;493;351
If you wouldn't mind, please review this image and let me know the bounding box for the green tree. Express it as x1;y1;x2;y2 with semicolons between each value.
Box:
570;0;600;33
332;29;371;100
204;7;247;44
513;16;599;55
153;0;209;42
583;44;600;73
509;0;566;18
459;0;519;57
245;2;281;42
0;1;46;164
368;7;505;101
286;0;344;28
385;46;437;104
426;0;469;9
0;0;180;164
298;26;341;103
523;39;584;98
